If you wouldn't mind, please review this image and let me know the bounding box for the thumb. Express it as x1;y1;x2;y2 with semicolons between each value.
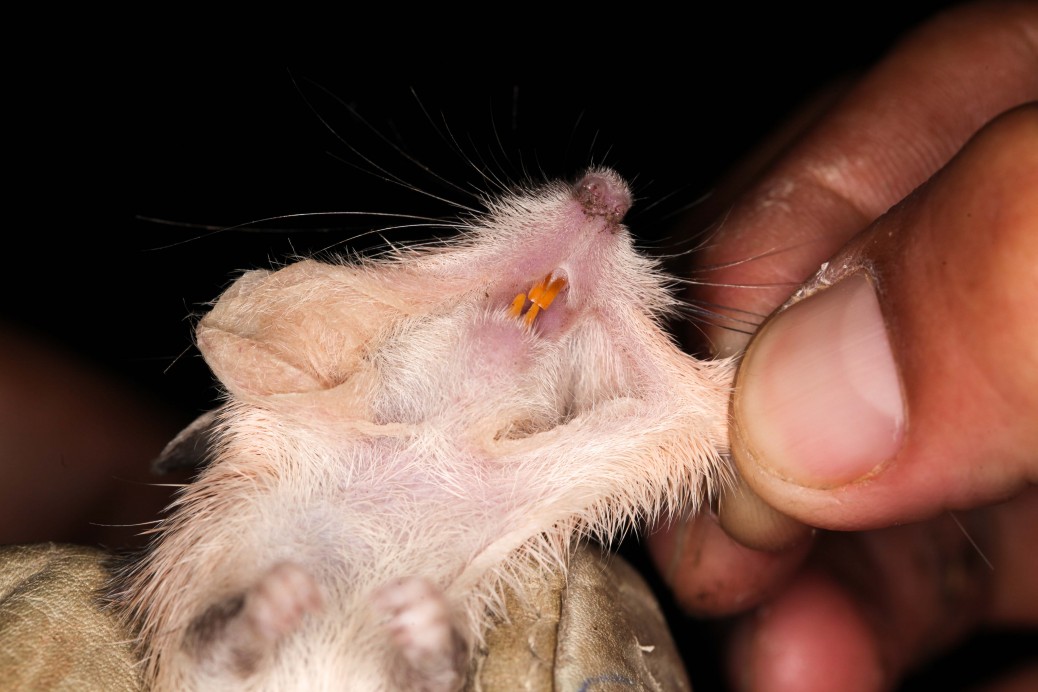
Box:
722;105;1038;546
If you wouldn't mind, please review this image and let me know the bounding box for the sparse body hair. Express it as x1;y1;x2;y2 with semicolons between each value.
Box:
111;169;734;691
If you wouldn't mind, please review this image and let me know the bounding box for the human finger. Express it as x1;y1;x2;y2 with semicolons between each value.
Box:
727;105;1038;541
725;487;1038;692
688;0;1038;358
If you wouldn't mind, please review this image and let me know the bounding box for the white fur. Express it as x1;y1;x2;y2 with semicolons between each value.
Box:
113;169;735;691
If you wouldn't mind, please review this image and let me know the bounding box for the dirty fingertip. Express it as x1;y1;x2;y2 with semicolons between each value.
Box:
649;512;811;616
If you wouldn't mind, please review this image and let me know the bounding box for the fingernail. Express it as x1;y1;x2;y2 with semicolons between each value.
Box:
709;326;751;359
733;273;904;488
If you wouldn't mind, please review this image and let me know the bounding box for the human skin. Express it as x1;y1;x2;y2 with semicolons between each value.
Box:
0;328;183;548
649;2;1038;690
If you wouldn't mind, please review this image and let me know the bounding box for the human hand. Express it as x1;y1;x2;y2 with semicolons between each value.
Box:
651;2;1038;689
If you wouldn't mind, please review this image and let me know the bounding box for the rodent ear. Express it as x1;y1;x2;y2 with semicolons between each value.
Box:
151;410;220;474
196;260;393;398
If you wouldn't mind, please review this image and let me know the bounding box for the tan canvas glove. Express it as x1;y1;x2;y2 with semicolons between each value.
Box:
0;544;141;691
1;543;689;691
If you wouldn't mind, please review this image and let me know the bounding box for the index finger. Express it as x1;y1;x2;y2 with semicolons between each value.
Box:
689;0;1038;358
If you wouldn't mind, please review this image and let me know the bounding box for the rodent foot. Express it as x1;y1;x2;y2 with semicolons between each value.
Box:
373;577;465;691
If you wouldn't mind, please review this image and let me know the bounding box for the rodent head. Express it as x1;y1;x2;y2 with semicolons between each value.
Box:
195;169;673;445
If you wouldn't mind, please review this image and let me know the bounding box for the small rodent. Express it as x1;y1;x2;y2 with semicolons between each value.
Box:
111;168;735;691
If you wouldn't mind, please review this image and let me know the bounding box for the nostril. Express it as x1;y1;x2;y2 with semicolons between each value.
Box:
575;169;632;225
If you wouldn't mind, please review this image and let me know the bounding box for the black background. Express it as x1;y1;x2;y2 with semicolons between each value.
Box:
7;8;954;415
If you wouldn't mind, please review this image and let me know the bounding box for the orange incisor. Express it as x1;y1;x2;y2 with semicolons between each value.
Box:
509;274;567;326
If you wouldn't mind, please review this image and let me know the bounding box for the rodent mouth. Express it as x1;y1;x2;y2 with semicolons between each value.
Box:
489;270;582;442
508;271;568;328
